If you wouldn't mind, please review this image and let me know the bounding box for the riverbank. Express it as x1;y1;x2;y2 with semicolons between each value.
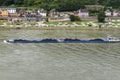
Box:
1;19;120;31
0;26;120;30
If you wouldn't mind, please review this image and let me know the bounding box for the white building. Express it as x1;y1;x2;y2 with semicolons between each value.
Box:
113;10;120;17
74;9;89;18
38;9;46;17
0;8;16;14
7;8;16;14
105;10;112;16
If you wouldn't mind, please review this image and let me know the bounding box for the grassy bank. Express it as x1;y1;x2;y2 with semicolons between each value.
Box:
0;20;120;30
0;26;120;30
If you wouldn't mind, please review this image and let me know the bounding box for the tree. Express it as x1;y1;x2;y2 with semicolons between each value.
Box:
97;10;106;22
0;0;5;6
98;0;109;5
108;0;120;8
70;15;81;22
1;0;120;11
23;0;34;6
14;0;24;5
2;0;14;6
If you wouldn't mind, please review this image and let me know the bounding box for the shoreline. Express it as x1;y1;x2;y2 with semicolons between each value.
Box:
0;26;120;30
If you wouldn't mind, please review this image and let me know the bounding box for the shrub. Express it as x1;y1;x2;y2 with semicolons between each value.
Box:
97;10;106;22
70;15;81;22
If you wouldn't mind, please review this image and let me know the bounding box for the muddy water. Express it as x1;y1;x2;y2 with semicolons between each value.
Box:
0;29;120;80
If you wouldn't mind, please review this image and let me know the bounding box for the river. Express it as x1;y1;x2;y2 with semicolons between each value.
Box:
0;29;120;80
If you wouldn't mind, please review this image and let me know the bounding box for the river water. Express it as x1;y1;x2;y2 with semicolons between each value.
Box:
0;29;120;80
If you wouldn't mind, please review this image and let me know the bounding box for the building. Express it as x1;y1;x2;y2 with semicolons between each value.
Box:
18;8;26;17
105;10;112;17
2;9;9;16
49;9;59;17
113;10;120;17
0;8;17;17
38;9;46;17
7;8;17;17
74;9;89;18
24;14;43;21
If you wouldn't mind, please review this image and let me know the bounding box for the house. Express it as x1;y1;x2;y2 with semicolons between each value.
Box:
25;14;36;21
1;9;9;16
113;10;120;17
31;9;36;14
59;13;70;19
74;9;89;18
105;10;112;17
38;9;46;17
24;14;43;21
18;8;26;17
0;8;17;17
49;9;59;18
7;8;17;17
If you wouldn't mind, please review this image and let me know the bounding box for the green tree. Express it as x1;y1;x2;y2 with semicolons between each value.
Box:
1;0;120;11
70;15;81;22
0;0;4;6
14;0;24;5
108;0;120;8
97;10;106;22
23;0;34;6
2;0;14;6
98;0;109;5
57;0;85;11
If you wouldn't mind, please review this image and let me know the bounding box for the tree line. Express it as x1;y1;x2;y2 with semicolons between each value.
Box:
0;0;120;11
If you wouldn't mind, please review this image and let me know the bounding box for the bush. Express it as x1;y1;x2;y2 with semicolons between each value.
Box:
70;15;81;22
97;10;106;22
